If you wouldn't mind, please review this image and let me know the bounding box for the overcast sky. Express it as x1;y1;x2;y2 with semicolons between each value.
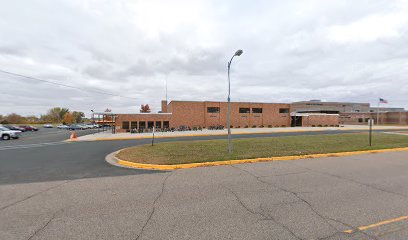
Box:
1;0;408;116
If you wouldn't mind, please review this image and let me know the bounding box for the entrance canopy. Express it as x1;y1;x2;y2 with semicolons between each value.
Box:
91;112;117;134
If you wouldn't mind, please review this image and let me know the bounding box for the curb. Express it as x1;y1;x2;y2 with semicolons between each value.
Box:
73;127;408;142
111;147;408;171
84;129;328;141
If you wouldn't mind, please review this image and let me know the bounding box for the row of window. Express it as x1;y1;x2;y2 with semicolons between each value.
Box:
358;118;371;123
122;121;170;130
207;107;289;114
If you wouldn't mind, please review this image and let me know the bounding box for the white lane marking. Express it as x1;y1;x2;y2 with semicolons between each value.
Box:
0;141;70;151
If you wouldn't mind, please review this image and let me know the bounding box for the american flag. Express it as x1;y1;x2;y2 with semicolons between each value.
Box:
379;98;388;104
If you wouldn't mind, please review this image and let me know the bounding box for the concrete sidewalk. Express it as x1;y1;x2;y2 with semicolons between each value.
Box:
73;125;408;141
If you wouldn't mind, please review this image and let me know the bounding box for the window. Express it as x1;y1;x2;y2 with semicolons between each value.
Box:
156;121;162;128
358;118;363;123
239;108;250;113
122;121;129;129
207;107;220;113
139;121;146;129
130;121;137;129
163;121;170;128
279;108;289;114
252;108;262;113
148;121;154;128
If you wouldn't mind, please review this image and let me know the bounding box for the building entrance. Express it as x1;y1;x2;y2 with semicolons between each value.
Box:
291;116;302;127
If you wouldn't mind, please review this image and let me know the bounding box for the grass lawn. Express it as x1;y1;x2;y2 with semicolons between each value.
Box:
117;133;408;165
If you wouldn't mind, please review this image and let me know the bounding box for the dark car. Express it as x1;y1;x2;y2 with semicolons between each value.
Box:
19;125;39;131
4;125;26;132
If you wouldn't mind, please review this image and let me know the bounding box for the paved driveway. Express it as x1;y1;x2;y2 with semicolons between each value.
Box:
1;146;408;239
0;127;103;147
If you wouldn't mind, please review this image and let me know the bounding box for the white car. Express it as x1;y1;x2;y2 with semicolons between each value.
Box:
0;126;22;140
43;124;53;128
57;124;69;129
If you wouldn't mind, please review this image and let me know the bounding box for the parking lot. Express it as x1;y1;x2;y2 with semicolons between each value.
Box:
0;126;106;148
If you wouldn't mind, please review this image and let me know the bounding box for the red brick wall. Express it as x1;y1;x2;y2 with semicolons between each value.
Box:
115;101;292;132
302;115;339;127
161;100;168;113
116;114;172;132
170;101;291;128
340;112;408;125
339;113;373;125
170;101;206;127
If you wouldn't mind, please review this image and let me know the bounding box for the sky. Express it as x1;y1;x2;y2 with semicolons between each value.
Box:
1;0;408;116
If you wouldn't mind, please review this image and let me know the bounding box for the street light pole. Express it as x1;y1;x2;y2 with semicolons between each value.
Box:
227;49;243;155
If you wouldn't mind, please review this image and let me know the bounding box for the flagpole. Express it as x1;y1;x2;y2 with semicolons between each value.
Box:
376;99;380;126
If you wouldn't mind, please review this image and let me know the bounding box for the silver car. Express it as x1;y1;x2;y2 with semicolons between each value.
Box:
57;124;69;129
0;126;22;140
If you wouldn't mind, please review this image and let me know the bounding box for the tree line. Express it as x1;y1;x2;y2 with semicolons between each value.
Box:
0;107;86;125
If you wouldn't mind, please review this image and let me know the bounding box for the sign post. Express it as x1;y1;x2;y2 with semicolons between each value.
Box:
151;126;155;146
368;119;374;146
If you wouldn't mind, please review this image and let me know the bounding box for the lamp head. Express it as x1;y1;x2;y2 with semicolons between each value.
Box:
234;49;243;56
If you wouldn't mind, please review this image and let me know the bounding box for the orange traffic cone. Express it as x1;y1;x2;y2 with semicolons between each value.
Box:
70;132;78;140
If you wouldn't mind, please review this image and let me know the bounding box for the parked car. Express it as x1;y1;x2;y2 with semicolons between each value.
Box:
0;126;21;140
57;124;69;129
4;125;26;132
19;125;39;131
86;124;99;129
43;124;53;128
68;124;86;130
78;124;90;129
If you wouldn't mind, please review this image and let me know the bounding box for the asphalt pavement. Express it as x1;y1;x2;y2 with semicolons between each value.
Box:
0;129;373;184
0;127;104;147
1;129;408;239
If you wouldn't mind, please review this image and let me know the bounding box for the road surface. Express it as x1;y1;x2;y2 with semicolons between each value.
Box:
1;130;408;239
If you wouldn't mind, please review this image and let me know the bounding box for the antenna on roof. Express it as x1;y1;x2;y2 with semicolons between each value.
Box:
165;74;168;102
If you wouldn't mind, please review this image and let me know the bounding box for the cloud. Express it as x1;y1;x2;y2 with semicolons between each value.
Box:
0;0;407;116
327;13;408;43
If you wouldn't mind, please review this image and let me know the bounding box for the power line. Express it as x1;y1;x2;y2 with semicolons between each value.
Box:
0;69;138;100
